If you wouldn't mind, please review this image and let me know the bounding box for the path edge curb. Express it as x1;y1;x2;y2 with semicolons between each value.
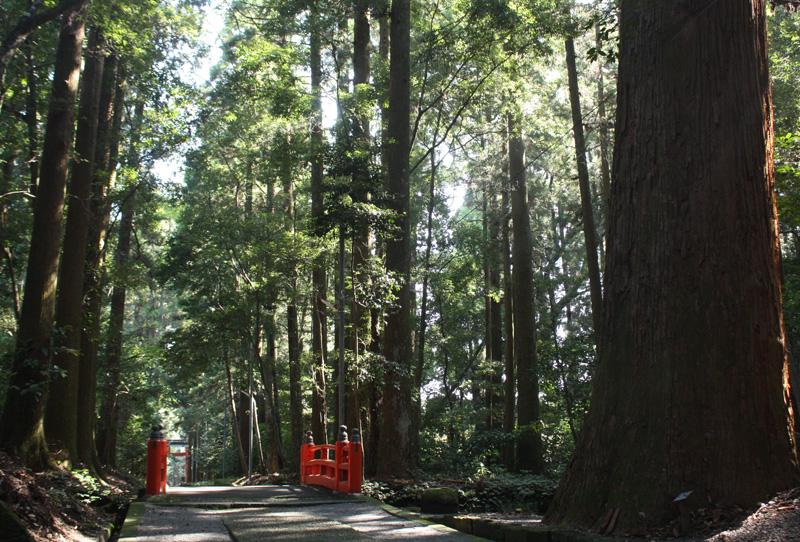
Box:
363;496;486;540
117;501;146;540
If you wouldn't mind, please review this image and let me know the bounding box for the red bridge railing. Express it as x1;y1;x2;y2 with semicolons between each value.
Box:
300;425;363;494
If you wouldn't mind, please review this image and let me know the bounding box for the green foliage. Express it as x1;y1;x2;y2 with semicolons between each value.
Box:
363;472;556;514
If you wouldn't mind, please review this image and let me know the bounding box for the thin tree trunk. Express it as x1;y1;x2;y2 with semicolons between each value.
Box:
309;1;328;446
0;6;86;469
565;35;603;345
259;308;285;472
501;187;515;467
547;1;799;531
96;95;138;469
96;188;133;467
414;149;436;456
483;183;503;430
225;354;248;474
508;111;543;473
0;152;21;323
377;0;412;479
347;0;371;437
282;139;302;471
544;243;577;444
25;35;38;196
46;28;105;465
595;23;611;229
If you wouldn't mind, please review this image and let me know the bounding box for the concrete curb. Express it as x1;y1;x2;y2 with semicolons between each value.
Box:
362;498;613;542
421;514;613;542
363;496;487;540
117;501;146;540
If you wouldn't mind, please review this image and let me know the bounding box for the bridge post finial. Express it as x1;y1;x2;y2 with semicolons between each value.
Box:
338;425;348;442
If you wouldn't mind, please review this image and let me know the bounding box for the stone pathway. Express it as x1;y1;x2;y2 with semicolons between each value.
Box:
119;485;481;541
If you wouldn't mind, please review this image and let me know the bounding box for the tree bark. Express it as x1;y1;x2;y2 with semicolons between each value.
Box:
508;111;543;473
377;0;412;479
546;1;799;532
0;6;86;469
45;27;105;465
564;35;603;345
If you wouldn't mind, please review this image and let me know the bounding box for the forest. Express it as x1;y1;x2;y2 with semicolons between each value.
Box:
1;0;799;540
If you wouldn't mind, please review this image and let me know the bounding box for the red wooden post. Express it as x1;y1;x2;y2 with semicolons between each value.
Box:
335;425;348;493
146;426;168;496
160;440;168;493
349;428;363;493
300;431;314;484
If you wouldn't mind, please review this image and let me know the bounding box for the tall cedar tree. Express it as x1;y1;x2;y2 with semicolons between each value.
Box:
508;111;543;473
377;0;413;478
564;35;602;342
366;0;391;477
46;28;105;464
0;4;87;469
546;1;799;532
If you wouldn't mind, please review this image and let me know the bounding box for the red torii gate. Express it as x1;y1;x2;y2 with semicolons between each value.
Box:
299;426;363;494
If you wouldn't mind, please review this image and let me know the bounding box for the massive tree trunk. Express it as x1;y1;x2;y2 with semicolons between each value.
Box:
546;2;799;533
0;7;85;469
377;0;412;479
79;56;123;470
364;0;389;478
308;1;328;446
564;35;603;344
507;111;543;474
45;28;105;465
